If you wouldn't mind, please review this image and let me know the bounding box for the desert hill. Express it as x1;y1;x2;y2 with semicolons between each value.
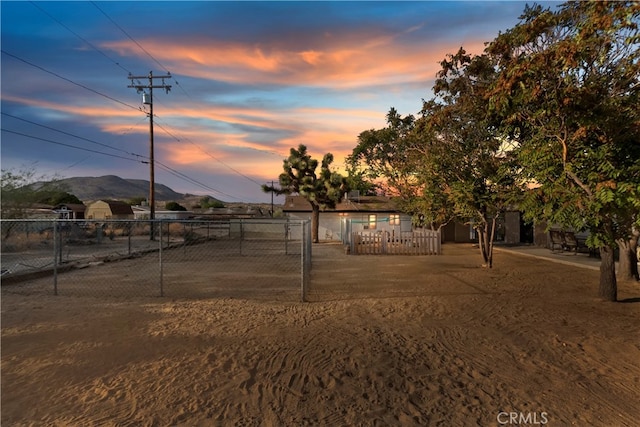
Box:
45;175;190;202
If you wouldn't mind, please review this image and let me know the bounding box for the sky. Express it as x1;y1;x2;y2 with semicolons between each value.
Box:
1;1;559;204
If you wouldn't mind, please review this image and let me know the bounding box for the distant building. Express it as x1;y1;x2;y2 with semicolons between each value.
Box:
132;205;194;220
86;200;133;220
54;203;86;220
282;194;412;242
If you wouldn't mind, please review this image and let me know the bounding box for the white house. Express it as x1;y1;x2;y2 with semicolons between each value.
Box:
282;194;412;242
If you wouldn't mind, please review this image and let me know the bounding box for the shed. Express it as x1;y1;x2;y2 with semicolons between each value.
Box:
86;200;133;220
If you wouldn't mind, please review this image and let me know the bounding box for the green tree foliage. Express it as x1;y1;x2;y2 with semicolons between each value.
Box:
349;51;520;268
263;144;348;243
414;48;521;267
1;167;80;239
347;108;416;197
126;196;147;206
347;109;433;225
1;168;39;220
199;196;224;209
165;201;187;211
34;190;82;206
487;1;640;300
1;167;79;217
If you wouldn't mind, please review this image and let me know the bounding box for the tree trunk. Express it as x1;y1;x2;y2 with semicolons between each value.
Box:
477;223;491;268
487;216;497;268
598;245;617;301
616;232;639;282
311;204;320;243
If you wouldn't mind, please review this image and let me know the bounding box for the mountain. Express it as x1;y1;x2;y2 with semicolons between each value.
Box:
50;175;185;202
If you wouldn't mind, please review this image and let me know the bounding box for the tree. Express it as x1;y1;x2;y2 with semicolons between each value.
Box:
1;167;77;217
165;201;187;211
34;190;82;206
487;1;640;299
347;108;434;226
126;196;147;206
263;144;348;243
1;167;77;239
411;48;520;267
347;108;416;198
199;196;224;209
1;168;40;220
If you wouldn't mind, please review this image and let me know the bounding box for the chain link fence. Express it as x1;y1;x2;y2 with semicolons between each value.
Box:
1;219;311;301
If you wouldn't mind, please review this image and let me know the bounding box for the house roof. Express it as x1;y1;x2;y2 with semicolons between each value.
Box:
283;195;401;213
54;203;86;212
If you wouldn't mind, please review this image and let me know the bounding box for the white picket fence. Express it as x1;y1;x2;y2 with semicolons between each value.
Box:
350;230;441;255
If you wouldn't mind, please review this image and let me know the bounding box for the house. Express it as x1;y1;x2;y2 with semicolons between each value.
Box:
85;200;133;220
54;203;86;220
282;194;412;242
440;210;534;245
132;206;193;220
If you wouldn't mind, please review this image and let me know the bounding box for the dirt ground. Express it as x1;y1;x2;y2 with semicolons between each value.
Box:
2;243;639;426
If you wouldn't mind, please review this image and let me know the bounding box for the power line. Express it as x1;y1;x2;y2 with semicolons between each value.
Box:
150;115;267;186
1;50;141;112
87;1;195;101
1;118;247;201
91;1;170;74
1;128;148;163
29;1;133;75
1;112;146;160
2;12;270;202
155;161;245;202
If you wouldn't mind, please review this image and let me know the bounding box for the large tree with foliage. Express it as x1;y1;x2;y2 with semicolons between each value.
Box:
347;108;437;227
1;167;79;218
263;144;348;243
1;167;79;239
347;108;416;198
487;1;640;300
348;52;521;269
412;49;521;267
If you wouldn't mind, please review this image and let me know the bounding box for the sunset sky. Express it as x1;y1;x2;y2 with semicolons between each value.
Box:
1;1;559;203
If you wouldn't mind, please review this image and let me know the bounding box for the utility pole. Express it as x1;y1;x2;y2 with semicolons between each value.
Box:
127;71;171;239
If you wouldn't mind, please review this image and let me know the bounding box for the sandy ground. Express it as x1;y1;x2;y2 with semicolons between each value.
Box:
2;243;639;426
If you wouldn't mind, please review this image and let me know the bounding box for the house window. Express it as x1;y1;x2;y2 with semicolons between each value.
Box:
389;214;400;225
368;214;377;230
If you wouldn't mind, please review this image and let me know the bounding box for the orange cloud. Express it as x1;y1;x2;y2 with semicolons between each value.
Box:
103;34;488;90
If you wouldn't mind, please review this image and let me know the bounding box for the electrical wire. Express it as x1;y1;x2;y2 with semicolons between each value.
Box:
1;128;148;164
1;50;141;112
3;5;278;202
29;1;134;75
2;112;146;160
1;114;248;201
91;1;170;75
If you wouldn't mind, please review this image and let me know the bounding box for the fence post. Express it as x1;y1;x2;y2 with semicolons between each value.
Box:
285;218;289;255
382;231;387;254
301;220;311;302
159;220;164;297
183;223;187;255
52;220;58;296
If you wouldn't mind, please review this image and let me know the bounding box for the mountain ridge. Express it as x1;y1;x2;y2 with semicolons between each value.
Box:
48;175;187;202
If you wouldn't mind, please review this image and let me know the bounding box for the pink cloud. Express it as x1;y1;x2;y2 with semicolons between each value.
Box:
103;33;488;89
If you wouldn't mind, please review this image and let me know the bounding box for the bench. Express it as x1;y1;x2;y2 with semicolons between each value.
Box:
550;230;594;256
549;230;565;252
